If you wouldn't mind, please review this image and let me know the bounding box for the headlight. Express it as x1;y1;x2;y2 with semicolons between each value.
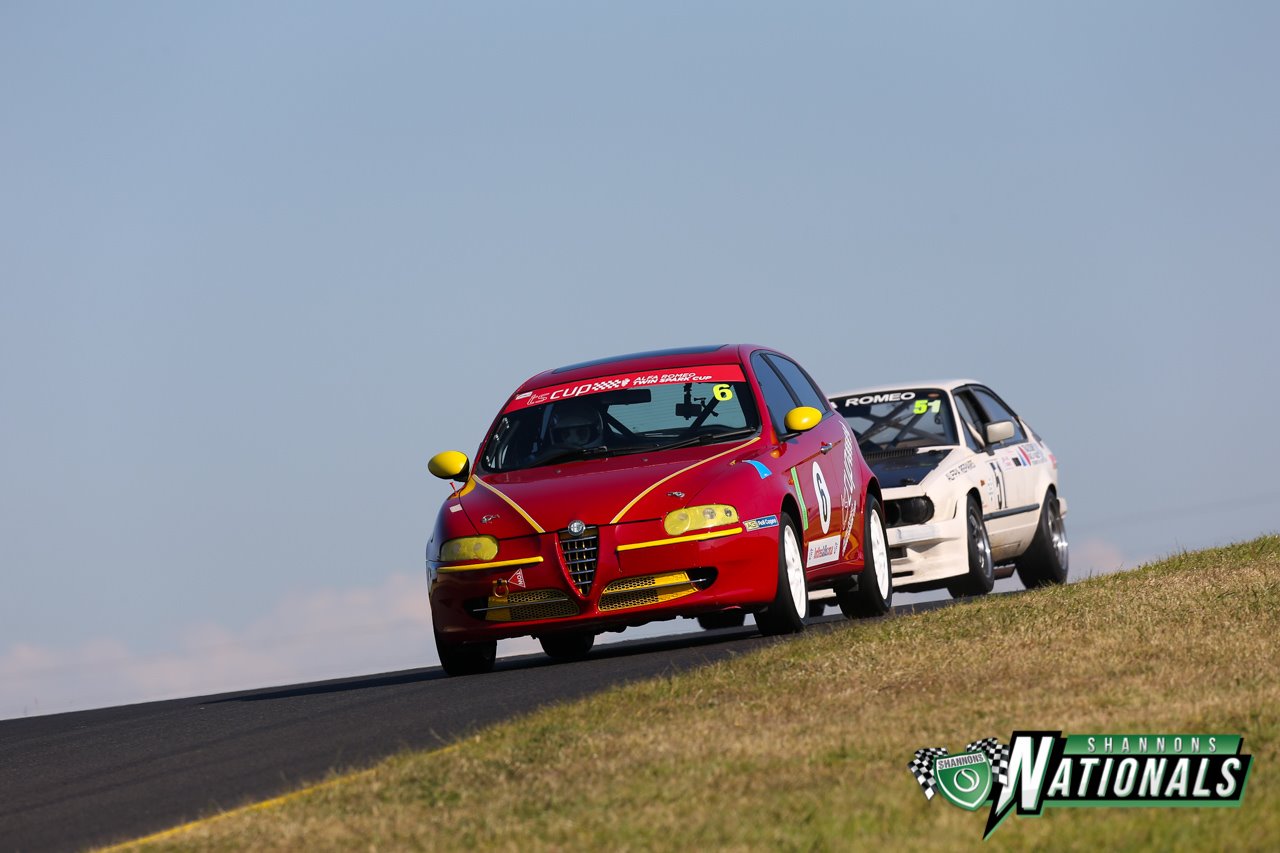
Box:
663;504;738;536
440;535;499;562
887;497;934;527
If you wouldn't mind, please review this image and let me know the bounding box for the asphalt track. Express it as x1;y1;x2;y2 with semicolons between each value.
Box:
0;599;963;852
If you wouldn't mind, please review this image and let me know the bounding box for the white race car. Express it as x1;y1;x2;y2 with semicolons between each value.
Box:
828;381;1067;596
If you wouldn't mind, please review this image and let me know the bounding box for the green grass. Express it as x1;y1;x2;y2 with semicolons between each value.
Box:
127;536;1280;851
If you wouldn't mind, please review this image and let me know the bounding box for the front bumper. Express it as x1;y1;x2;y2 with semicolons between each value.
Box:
883;497;969;590
429;520;777;642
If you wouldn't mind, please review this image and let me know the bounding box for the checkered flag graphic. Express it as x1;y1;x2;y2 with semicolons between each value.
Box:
589;379;631;391
965;737;1011;789
907;747;949;800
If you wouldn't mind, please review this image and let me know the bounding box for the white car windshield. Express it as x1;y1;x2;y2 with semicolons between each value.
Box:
833;388;958;454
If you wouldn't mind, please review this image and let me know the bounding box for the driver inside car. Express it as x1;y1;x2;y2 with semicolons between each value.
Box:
547;400;605;450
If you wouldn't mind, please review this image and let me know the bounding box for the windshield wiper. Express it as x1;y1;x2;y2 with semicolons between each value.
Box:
533;445;614;467
645;427;758;454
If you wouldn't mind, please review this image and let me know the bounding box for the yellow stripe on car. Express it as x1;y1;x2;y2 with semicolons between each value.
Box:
616;526;743;552
474;477;546;533
610;436;760;524
436;556;544;573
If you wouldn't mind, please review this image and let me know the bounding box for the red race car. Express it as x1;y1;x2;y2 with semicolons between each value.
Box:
425;344;889;675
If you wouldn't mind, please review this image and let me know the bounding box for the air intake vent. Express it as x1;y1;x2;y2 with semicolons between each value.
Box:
598;571;699;611
558;527;599;595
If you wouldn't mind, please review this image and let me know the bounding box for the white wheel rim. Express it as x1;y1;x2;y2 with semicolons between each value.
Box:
783;525;806;617
870;509;890;599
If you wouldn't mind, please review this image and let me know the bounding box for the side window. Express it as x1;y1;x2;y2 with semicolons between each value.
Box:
953;393;985;451
764;355;829;412
971;388;1027;445
750;352;799;431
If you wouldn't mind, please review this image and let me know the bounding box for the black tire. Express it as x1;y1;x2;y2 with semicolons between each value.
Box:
538;631;596;661
434;628;496;676
947;496;995;598
1016;492;1069;587
836;494;893;618
755;511;807;636
696;611;747;630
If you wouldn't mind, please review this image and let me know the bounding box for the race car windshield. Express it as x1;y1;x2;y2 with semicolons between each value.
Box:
834;389;958;454
480;380;760;473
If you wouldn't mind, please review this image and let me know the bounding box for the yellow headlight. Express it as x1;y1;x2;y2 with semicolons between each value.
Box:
440;535;499;562
663;505;738;536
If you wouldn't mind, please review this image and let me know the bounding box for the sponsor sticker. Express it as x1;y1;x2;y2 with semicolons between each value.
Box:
1019;442;1047;466
945;459;977;481
744;514;779;532
806;534;841;567
505;365;747;412
839;420;858;547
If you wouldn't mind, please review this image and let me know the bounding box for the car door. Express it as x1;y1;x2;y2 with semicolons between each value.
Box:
968;387;1038;512
955;385;1040;558
750;352;848;568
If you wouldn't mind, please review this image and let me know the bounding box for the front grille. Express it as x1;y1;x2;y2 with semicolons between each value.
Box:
598;571;699;611
558;527;599;595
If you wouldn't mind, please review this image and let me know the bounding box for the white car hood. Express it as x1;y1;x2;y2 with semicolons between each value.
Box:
864;447;964;492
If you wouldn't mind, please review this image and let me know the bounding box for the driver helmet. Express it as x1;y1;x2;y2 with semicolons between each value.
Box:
549;401;604;448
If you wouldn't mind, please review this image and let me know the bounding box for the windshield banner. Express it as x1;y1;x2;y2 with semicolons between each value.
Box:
505;365;746;412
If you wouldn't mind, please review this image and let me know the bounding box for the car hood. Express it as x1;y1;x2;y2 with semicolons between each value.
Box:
863;447;960;489
457;440;760;538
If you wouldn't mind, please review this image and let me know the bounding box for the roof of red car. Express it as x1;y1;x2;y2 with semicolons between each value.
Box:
516;343;761;392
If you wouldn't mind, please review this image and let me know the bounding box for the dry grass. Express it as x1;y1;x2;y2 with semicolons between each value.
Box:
129;536;1280;851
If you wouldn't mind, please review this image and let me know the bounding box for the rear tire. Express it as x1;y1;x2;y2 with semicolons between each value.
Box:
435;628;496;676
756;512;807;636
947;497;995;598
696;611;747;630
1016;493;1069;587
538;631;596;661
836;495;893;618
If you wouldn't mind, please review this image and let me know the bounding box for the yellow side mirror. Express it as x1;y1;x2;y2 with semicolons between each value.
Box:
428;450;471;482
783;406;823;433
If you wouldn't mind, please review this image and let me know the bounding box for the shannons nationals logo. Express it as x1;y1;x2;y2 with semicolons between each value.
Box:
909;732;1253;838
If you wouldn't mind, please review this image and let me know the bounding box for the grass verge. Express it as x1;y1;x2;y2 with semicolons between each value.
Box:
127;536;1279;851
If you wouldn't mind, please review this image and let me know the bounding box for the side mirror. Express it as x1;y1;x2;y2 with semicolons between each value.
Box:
783;406;823;434
428;450;471;482
985;420;1015;445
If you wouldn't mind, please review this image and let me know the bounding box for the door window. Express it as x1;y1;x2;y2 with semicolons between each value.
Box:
763;354;829;412
970;388;1027;446
750;352;800;433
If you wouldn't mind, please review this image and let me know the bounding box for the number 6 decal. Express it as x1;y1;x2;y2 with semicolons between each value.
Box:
812;462;832;534
713;383;733;401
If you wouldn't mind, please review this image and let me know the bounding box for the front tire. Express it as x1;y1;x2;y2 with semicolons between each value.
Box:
435;628;496;676
1016;492;1069;587
947;496;995;598
538;631;596;661
756;512;807;636
836;494;893;618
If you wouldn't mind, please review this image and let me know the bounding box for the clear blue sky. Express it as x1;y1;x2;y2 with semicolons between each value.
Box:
3;2;1277;718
